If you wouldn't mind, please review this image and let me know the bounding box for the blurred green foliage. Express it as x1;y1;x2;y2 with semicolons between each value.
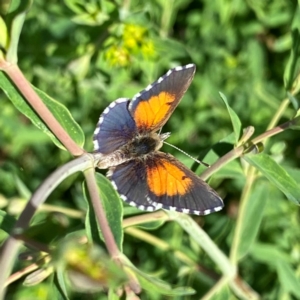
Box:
1;0;300;299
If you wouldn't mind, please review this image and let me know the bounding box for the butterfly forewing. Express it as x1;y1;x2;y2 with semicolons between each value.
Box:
129;64;196;133
93;99;136;154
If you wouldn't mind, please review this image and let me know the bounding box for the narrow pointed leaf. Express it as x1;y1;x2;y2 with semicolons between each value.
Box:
284;6;300;93
53;266;70;300
277;261;300;298
5;0;33;63
128;266;195;296
210;285;231;300
244;153;300;204
237;182;269;260
219;92;242;144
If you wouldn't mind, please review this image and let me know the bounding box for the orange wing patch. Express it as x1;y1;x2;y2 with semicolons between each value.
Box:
133;92;175;129
146;160;193;196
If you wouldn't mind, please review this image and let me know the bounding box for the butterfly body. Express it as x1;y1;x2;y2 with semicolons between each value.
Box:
93;64;224;215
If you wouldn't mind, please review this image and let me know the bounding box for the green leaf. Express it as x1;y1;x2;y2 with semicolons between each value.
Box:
0;16;8;50
67;50;93;80
5;0;32;63
284;6;300;93
219;92;242;144
0;72;85;150
135;220;166;231
194;132;235;174
210;285;231;300
244;153;300;204
84;183;103;246
153;38;188;58
276;261;300;298
250;243;292;266
129;266;195;296
237;181;269;260
287;92;299;111
83;173;123;251
291;114;300;130
63;0;85;14
213;160;244;180
108;288;119;300
123;206;147;216
71;12;109;26
53;266;70;300
0;210;16;233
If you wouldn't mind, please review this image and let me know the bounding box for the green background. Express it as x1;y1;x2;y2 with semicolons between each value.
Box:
0;0;300;299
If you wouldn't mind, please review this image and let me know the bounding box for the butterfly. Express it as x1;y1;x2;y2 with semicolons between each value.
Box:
93;64;224;215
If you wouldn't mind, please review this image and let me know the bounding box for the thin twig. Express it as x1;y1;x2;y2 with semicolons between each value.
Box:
200;147;244;180
122;210;168;228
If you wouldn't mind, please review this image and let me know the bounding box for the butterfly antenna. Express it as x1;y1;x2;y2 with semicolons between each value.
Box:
163;141;210;167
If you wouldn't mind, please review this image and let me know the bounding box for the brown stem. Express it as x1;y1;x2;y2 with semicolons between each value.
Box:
83;168;141;294
251;118;298;144
200;116;299;181
5;263;40;287
83;168;120;259
200;147;244;180
0;61;84;156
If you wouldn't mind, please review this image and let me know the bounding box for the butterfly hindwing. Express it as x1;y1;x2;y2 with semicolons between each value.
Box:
129;64;196;133
93;98;136;154
108;152;223;215
145;152;224;215
107;159;157;212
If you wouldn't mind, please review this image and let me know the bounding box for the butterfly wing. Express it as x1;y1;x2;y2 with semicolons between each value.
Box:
93;98;136;154
108;152;223;215
129;64;196;133
107;158;157;212
144;152;223;214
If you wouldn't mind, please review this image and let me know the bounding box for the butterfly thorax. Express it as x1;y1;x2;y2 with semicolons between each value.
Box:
97;132;170;169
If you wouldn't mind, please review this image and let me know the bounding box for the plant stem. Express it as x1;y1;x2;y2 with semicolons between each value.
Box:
5;263;40;287
83;168;121;259
229;164;257;264
252;118;298;145
0;61;84;156
122;211;168;228
200;146;244;180
266;98;290;131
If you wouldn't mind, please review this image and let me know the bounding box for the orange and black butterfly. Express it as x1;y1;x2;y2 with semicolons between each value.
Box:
93;64;223;215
